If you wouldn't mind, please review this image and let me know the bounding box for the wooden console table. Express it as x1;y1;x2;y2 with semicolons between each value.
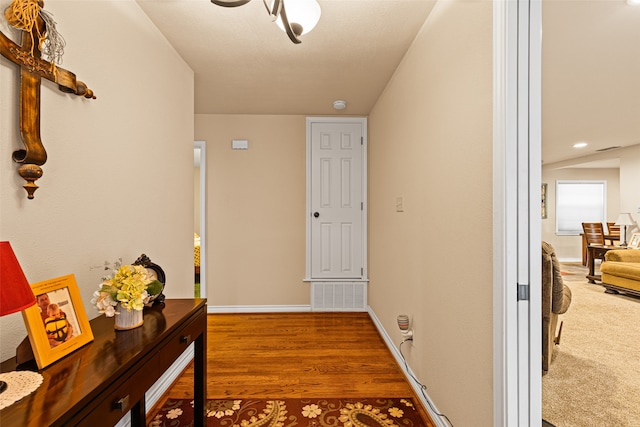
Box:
0;299;207;427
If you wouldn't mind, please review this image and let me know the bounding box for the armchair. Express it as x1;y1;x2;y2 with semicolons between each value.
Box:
542;241;572;373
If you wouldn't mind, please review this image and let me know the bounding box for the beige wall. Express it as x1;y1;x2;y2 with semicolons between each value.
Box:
0;0;194;361
194;115;309;307
368;1;493;425
619;145;640;235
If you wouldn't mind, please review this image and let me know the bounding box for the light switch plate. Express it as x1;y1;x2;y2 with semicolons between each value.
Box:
232;139;249;150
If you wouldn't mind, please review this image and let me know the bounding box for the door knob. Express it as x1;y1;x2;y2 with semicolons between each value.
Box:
313;212;320;218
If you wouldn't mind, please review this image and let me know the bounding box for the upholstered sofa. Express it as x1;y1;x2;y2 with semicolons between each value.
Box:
600;249;640;297
542;241;572;373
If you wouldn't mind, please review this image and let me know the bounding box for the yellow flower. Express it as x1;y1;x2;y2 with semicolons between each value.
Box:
92;262;156;316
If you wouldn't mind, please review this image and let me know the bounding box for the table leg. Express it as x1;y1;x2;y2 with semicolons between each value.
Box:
130;399;145;427
586;246;611;284
586;247;597;284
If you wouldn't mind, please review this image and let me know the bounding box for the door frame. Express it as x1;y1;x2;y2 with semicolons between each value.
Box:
194;140;207;299
493;0;541;425
305;117;368;282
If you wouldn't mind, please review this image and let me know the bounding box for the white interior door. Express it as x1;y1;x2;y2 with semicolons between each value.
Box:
307;118;366;280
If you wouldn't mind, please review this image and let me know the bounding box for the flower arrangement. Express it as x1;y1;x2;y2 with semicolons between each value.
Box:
92;259;163;317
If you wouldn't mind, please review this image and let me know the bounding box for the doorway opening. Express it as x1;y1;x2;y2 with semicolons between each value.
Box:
194;141;206;299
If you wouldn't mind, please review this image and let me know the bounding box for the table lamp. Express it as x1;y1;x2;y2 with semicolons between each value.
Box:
615;213;635;246
0;241;37;394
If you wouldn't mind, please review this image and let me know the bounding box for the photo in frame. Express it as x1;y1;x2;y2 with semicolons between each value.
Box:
22;274;94;369
628;233;640;249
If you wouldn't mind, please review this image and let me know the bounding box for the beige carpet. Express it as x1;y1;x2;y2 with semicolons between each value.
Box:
542;275;640;426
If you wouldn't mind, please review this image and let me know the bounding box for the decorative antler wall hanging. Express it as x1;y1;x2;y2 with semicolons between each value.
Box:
0;0;95;199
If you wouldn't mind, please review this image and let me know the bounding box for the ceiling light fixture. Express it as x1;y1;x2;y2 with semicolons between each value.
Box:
210;0;321;44
333;100;346;110
573;142;588;148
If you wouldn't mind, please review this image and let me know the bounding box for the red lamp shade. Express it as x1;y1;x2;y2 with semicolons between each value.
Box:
0;242;36;316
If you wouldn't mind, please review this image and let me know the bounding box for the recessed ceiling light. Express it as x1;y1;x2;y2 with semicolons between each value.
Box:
573;142;588;148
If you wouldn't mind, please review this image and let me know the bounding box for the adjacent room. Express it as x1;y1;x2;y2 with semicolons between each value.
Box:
540;1;640;425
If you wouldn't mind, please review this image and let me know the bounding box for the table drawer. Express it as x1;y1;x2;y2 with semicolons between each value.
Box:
75;357;159;427
158;313;204;372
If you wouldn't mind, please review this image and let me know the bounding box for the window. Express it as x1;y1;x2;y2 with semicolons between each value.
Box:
555;181;606;235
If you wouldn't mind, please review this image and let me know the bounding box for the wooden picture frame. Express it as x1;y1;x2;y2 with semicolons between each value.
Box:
22;274;94;369
628;233;640;249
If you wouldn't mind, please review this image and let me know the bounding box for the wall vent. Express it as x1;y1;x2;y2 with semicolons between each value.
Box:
311;282;367;312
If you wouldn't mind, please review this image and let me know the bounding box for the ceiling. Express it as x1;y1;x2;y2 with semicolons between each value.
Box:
136;0;640;166
136;0;436;116
542;0;640;166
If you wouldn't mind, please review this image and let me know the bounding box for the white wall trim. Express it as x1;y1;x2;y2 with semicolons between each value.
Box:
493;0;542;425
492;0;518;425
116;344;195;427
366;308;449;427
528;2;543;423
146;344;195;407
559;258;581;263
194;140;207;299
207;305;312;313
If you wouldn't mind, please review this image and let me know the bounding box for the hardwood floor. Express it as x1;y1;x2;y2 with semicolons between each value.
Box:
148;312;436;426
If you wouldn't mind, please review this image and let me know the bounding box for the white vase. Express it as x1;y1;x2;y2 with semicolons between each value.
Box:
114;303;144;330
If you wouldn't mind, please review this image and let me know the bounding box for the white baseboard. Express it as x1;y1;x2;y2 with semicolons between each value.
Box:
207;305;311;313
558;258;582;263
146;343;195;407
115;343;195;427
367;308;450;427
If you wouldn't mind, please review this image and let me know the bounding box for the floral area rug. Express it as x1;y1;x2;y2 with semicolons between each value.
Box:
148;397;429;427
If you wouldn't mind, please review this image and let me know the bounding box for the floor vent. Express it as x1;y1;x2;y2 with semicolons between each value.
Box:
311;282;367;312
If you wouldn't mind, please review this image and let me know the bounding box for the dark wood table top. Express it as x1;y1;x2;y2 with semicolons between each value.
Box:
0;299;206;426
